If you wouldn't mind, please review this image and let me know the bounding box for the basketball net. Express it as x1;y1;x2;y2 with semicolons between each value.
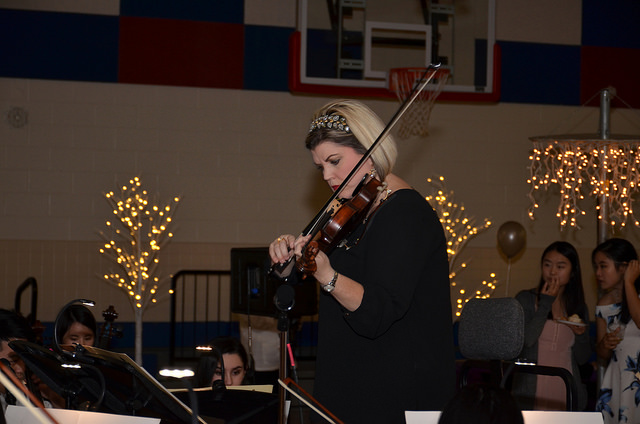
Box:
389;67;450;139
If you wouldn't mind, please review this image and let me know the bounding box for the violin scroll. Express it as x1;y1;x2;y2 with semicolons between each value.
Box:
98;305;122;349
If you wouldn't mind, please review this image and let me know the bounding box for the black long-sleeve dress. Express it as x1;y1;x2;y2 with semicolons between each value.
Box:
311;189;455;424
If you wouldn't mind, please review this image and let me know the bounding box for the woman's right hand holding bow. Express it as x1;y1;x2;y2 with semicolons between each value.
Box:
269;234;311;278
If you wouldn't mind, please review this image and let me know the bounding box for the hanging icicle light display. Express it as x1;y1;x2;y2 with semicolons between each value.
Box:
527;89;640;235
528;136;640;229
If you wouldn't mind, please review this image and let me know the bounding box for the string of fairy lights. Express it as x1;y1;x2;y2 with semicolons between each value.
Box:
98;177;180;311
424;176;497;316
527;137;640;229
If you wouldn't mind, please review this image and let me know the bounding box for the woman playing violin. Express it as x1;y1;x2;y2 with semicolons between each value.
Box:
270;99;455;423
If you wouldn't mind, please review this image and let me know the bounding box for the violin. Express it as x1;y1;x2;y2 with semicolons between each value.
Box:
296;173;382;275
276;64;442;277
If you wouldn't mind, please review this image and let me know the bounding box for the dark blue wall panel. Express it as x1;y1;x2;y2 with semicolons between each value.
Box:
582;0;640;48
120;0;243;24
498;41;581;105
243;25;294;91
0;9;119;82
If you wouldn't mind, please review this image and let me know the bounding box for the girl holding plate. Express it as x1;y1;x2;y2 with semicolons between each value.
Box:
513;241;591;411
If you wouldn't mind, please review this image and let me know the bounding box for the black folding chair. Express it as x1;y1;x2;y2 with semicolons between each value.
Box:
458;297;578;411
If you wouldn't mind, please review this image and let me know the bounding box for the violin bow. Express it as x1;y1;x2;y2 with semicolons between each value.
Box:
272;63;442;276
302;63;443;237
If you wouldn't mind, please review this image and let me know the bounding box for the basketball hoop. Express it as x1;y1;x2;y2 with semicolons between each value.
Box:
389;67;450;138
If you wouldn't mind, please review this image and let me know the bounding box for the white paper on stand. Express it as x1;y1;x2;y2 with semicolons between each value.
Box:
6;405;161;424
405;410;604;424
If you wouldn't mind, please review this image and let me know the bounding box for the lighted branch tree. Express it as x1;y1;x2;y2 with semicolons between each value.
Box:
424;176;497;317
99;177;180;364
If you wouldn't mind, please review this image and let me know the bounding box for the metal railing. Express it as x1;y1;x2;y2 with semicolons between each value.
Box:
168;270;232;365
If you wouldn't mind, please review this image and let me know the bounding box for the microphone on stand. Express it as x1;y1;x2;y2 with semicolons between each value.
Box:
274;284;295;313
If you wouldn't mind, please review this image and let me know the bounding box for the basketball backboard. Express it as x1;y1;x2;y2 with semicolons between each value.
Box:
289;0;499;102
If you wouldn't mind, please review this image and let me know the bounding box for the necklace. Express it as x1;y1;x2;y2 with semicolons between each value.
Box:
378;181;392;203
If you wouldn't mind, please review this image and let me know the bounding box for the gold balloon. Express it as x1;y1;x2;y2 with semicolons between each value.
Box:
497;221;526;259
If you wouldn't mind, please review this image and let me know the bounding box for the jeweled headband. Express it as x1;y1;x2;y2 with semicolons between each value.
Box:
309;114;350;133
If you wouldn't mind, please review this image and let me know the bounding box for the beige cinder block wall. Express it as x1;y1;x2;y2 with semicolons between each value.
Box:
2;81;639;322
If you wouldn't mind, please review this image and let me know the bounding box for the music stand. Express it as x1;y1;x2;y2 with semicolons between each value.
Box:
172;387;278;424
9;340;107;411
10;340;203;424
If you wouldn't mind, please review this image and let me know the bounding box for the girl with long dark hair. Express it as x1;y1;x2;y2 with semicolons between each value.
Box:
514;241;591;410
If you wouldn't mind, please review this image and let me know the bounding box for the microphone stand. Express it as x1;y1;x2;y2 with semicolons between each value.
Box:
209;344;227;402
159;368;200;424
274;284;295;424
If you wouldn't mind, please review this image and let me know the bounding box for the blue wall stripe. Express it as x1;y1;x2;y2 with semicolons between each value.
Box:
243;25;294;92
120;0;243;24
0;9;119;82
498;41;581;105
39;320;320;351
40;321;241;349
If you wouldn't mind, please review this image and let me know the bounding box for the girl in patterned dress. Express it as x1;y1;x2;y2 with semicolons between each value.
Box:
594;238;640;423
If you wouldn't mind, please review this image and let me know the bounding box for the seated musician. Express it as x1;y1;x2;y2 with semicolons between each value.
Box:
34;304;98;408
55;305;97;348
194;337;250;387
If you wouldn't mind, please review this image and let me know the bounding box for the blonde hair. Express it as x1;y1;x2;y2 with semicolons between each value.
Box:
305;99;397;181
